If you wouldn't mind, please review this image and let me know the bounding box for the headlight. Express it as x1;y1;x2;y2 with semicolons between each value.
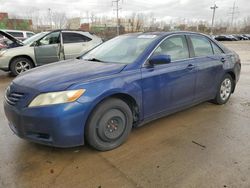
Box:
0;50;7;57
29;89;85;107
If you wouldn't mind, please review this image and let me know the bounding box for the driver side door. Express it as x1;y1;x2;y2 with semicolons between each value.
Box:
34;31;62;66
141;35;196;119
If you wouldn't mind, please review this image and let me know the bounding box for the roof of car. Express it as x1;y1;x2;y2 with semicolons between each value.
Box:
124;31;210;38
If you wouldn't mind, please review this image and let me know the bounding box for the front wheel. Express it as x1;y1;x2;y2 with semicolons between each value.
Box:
213;74;233;105
10;57;34;76
85;98;133;151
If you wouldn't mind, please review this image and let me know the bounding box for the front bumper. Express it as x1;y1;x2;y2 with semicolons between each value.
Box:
4;100;89;147
0;55;11;70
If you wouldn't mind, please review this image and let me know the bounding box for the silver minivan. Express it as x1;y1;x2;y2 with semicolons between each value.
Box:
0;30;103;75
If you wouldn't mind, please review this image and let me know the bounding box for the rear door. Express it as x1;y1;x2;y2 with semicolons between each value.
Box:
62;32;93;59
34;31;61;65
141;35;196;118
187;34;225;101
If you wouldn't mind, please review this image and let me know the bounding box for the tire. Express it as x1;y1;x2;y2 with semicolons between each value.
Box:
85;98;133;151
10;57;34;76
213;74;233;105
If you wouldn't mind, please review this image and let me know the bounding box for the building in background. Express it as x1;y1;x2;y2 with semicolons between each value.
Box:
0;12;33;30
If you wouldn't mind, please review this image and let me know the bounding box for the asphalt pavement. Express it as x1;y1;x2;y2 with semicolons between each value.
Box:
0;41;250;188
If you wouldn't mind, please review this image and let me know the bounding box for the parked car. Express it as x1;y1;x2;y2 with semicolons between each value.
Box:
242;34;250;40
4;32;241;150
0;29;103;76
232;34;249;40
215;35;238;41
0;30;24;50
1;29;35;41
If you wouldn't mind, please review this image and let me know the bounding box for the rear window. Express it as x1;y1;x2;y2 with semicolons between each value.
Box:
211;42;224;54
7;32;24;38
62;32;92;44
190;35;213;57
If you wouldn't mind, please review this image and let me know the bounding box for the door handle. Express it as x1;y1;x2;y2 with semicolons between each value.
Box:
187;64;195;70
221;57;226;63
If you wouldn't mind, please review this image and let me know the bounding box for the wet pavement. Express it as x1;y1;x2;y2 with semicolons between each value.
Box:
0;41;250;188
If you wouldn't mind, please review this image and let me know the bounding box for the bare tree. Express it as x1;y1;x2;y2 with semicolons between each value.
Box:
90;12;96;24
51;11;68;29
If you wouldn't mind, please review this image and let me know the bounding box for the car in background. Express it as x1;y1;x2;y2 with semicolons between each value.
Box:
4;32;241;150
232;34;249;41
0;30;24;50
215;35;238;41
242;34;250;40
0;30;103;76
1;29;35;41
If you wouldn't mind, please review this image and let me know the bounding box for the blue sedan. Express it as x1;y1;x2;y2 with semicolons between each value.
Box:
4;32;241;151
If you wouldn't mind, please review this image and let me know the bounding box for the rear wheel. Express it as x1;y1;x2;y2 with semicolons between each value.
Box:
85;98;133;151
213;74;233;105
10;57;34;76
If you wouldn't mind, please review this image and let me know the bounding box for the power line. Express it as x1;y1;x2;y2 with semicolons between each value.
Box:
112;0;122;35
229;1;240;29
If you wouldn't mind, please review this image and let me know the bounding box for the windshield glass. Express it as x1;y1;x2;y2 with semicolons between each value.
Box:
22;32;48;45
82;35;158;64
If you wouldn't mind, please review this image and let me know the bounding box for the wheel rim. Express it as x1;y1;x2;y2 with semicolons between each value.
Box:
220;78;232;101
97;109;126;141
15;61;31;74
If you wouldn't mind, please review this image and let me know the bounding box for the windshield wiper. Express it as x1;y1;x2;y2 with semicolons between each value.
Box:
85;58;103;62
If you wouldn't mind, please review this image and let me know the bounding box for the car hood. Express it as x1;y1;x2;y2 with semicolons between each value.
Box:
13;59;127;92
0;30;24;48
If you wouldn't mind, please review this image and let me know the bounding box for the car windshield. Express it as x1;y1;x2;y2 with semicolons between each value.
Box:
82;35;158;64
22;32;48;45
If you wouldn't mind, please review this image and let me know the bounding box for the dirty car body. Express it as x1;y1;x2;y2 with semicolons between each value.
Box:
4;32;241;149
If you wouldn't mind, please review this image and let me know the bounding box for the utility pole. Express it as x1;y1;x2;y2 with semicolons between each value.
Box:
48;8;52;30
229;1;239;30
112;0;121;36
210;4;218;35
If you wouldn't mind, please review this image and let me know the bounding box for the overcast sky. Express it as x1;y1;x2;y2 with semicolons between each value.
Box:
0;0;249;23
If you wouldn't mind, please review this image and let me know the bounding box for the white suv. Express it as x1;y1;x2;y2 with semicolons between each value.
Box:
2;29;35;40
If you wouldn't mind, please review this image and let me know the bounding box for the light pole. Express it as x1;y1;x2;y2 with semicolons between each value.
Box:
48;8;52;30
210;4;218;35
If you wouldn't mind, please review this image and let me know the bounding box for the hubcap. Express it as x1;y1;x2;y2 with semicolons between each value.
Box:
220;78;232;101
15;61;31;74
104;117;125;139
97;109;126;141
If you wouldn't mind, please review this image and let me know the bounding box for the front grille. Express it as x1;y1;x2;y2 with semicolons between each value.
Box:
6;91;25;106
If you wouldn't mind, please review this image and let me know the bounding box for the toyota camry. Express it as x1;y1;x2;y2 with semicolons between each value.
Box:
4;32;241;151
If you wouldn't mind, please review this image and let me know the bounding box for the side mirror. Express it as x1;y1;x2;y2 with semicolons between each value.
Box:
148;54;171;65
31;41;39;47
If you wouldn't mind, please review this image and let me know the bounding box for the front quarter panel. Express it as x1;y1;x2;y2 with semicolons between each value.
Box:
0;46;36;69
68;69;143;122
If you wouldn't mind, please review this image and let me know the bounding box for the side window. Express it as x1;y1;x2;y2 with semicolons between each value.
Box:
39;32;60;46
62;33;92;44
153;35;189;61
26;32;34;38
190;35;213;57
7;32;24;38
211;42;224;54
